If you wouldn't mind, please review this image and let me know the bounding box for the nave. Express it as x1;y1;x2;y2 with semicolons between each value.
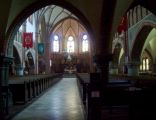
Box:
11;76;85;120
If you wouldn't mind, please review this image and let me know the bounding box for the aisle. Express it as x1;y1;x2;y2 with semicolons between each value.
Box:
12;77;85;120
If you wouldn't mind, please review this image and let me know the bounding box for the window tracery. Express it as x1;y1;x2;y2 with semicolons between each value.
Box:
53;35;59;52
67;36;74;53
82;34;88;52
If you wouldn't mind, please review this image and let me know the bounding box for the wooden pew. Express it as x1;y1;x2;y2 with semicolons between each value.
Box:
9;74;63;105
9;80;28;104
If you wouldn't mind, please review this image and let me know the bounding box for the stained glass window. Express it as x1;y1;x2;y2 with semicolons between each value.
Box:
146;58;149;70
67;36;74;53
140;58;150;71
53;35;59;52
82;34;88;52
143;59;146;71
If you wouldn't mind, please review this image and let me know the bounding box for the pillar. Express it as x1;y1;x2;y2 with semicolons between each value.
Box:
0;55;13;119
44;34;51;74
109;62;118;75
152;63;156;73
127;61;140;76
35;31;39;74
88;54;112;120
94;54;112;85
21;21;26;75
88;72;101;120
15;64;24;76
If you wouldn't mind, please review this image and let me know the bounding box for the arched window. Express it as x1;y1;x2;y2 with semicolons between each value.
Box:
53;35;59;52
82;34;88;52
143;58;146;71
140;57;150;71
146;58;149;70
67;36;74;53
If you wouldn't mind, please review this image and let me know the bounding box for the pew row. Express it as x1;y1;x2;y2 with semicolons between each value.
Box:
9;74;62;105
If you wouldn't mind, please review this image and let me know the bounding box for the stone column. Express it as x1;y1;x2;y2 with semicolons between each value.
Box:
45;38;51;74
0;55;13;119
15;64;24;76
127;61;140;76
88;54;111;120
21;21;27;75
93;53;112;87
152;63;156;73
35;32;39;74
98;54;112;86
109;61;118;75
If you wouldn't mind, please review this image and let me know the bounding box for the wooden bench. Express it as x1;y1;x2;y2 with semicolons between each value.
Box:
9;80;28;104
9;74;63;105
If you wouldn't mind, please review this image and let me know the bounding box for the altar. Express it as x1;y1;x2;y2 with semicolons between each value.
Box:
63;52;77;73
64;67;76;73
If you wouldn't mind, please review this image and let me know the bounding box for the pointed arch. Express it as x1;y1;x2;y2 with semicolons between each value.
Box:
82;34;89;52
6;1;94;56
130;22;156;61
112;43;122;66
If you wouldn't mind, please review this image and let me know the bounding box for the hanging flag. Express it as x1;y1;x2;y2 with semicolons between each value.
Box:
38;43;44;54
117;15;128;34
23;32;33;48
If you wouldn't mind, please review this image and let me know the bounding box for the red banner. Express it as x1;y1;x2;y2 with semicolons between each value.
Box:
23;32;33;48
117;15;128;34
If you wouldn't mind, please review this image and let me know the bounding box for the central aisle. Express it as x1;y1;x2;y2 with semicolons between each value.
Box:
12;77;85;120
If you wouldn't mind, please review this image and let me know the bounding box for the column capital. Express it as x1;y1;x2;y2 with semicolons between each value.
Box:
126;61;140;67
0;55;13;67
93;54;113;66
126;61;140;76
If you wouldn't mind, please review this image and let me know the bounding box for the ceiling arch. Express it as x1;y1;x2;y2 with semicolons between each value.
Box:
6;1;94;56
131;25;152;61
52;18;87;38
35;5;78;34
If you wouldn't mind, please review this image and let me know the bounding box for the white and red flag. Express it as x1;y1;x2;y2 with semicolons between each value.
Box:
23;32;33;48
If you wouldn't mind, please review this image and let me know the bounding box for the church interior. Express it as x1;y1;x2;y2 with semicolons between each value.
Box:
1;0;156;120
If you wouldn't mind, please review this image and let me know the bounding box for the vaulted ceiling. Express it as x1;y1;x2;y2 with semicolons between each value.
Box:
53;18;86;38
2;0;156;55
34;5;79;34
